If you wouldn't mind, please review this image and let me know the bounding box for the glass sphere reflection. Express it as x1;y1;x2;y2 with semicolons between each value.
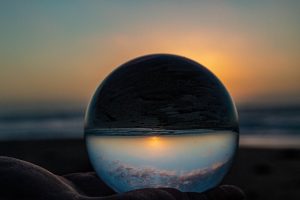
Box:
85;54;239;193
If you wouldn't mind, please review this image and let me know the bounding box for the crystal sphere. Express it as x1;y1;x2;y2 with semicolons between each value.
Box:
85;54;239;193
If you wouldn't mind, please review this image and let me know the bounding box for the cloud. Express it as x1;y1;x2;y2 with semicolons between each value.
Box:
101;157;230;192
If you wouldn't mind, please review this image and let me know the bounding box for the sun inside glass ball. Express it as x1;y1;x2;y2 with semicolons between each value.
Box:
85;54;239;193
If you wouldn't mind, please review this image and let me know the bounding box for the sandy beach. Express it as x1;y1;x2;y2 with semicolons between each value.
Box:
0;139;299;200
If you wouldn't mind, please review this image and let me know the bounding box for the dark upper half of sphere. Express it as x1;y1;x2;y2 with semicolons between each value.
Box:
85;54;238;131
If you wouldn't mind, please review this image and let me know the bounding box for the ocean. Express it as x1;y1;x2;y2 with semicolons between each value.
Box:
0;105;299;148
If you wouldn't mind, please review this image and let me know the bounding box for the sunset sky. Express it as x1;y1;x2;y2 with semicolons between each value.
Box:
87;133;236;170
1;1;299;108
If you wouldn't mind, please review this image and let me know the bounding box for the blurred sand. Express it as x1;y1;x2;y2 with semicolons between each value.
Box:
0;139;299;200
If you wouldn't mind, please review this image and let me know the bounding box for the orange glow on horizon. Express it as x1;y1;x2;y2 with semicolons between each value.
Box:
146;136;167;156
1;1;299;106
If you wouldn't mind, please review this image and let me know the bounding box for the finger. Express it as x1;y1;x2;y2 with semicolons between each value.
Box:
185;185;245;200
63;172;115;197
78;186;244;200
0;156;78;200
98;188;178;200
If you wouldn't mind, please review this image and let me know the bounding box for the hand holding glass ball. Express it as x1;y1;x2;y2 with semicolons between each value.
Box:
85;54;239;193
0;54;243;200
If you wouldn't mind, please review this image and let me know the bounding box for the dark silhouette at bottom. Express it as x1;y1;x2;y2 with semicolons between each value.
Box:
0;156;245;200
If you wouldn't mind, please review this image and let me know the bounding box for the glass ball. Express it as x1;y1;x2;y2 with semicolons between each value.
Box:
85;54;239;193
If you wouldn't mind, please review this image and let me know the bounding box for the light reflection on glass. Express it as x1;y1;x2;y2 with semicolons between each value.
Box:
86;129;238;193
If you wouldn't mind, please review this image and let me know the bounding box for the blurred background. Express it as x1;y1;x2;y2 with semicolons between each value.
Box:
0;1;299;200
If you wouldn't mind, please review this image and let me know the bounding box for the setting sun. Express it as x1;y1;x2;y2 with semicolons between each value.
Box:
145;136;169;157
148;136;160;146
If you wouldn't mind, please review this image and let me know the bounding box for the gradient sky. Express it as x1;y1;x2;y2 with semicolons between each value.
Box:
87;131;236;171
0;1;299;108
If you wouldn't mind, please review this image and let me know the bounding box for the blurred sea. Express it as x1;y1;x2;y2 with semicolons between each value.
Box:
238;105;300;148
0;105;299;148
